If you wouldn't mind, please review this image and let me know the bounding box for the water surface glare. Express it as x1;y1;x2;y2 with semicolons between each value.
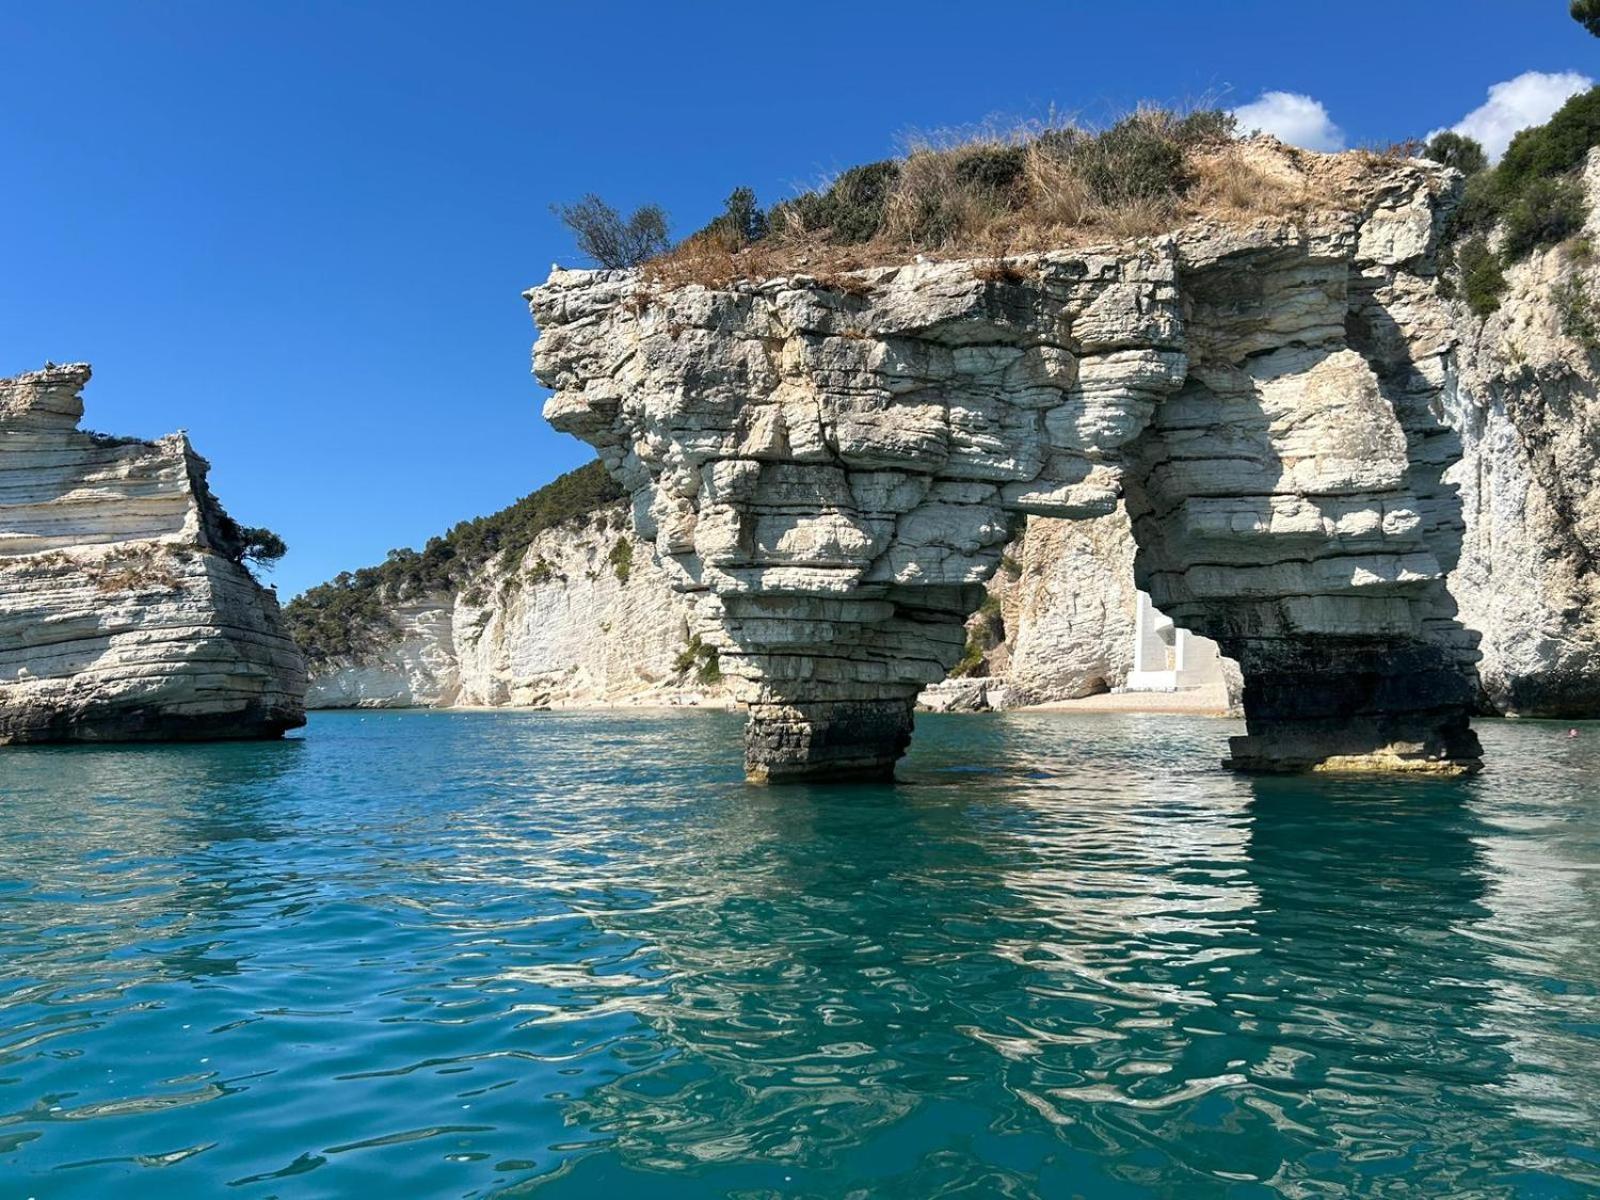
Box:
2;710;1598;1197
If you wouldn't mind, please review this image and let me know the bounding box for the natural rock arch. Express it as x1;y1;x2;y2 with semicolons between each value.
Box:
529;155;1482;781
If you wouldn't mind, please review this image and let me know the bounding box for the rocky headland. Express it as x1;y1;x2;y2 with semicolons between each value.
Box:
293;123;1599;781
298;496;728;710
528;139;1598;781
0;364;306;742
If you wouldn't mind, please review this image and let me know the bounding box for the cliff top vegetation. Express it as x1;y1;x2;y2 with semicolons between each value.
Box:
285;459;623;661
1435;84;1600;313
555;106;1429;289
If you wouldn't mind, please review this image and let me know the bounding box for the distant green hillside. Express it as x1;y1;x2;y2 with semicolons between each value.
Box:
285;460;624;662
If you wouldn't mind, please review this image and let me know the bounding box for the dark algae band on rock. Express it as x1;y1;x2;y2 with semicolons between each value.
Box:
531;142;1493;782
0;364;306;743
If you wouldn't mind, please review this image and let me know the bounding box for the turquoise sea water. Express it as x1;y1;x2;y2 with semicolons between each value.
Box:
1;711;1598;1198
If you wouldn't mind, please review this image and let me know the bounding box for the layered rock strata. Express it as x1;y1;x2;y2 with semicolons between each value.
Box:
0;364;305;741
304;508;729;709
531;149;1487;780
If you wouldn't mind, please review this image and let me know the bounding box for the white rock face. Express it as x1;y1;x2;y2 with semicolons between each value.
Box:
985;512;1140;703
303;595;460;708
0;364;305;742
530;145;1487;780
305;506;730;710
1442;149;1600;716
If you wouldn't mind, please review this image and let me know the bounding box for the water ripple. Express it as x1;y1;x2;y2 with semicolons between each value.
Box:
0;710;1596;1196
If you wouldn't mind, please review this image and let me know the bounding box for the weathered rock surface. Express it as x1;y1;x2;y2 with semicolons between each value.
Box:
305;506;730;710
0;364;305;742
938;506;1241;712
979;510;1140;703
530;146;1489;780
1442;149;1600;716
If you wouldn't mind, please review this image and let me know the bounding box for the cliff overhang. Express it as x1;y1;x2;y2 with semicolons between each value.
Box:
530;148;1485;781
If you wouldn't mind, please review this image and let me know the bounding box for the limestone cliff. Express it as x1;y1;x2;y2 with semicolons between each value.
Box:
531;144;1490;781
1443;150;1600;716
302;502;728;710
929;506;1240;713
0;364;305;742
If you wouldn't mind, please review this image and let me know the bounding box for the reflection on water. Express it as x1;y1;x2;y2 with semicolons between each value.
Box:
1;711;1597;1197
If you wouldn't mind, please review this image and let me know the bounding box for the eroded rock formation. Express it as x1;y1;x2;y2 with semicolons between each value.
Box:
304;507;729;709
1445;150;1600;715
531;148;1489;781
0;364;305;742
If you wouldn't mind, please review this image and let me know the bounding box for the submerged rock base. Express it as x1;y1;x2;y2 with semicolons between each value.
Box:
745;697;914;783
1222;643;1483;776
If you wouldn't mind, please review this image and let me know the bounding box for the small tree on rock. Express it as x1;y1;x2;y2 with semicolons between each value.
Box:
553;195;670;268
237;526;288;572
1425;131;1489;176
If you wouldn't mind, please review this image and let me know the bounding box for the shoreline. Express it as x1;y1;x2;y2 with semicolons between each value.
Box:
307;691;1242;719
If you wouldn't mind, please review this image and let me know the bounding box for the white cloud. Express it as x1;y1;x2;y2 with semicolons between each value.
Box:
1436;70;1594;162
1230;91;1346;152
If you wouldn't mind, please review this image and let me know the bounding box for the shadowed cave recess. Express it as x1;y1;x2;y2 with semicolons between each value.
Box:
530;148;1484;782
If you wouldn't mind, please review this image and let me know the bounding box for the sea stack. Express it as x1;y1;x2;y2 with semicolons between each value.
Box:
531;143;1488;782
0;364;306;742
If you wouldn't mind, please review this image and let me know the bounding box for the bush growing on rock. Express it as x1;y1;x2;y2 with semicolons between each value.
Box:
673;633;722;685
608;537;633;583
554;194;670;268
1434;87;1600;312
1425;131;1488;176
1457;236;1509;316
1500;87;1600;191
1556;274;1600;347
952;594;1005;678
769;160;902;244
212;510;287;574
237;526;287;571
705;187;768;247
1500;175;1588;260
643;106;1252;285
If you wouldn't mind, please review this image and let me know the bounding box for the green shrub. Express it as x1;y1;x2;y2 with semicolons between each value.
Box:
952;593;1006;677
1437;87;1597;254
237;525;286;571
1173;109;1239;145
1457;235;1508;315
771;160;902;244
673;633;722;685
693;186;768;248
608;536;633;583
1556;275;1600;347
952;143;1029;194
1425;131;1488;176
1498;87;1600;193
1067;112;1189;205
1501;175;1587;260
1578;0;1600;36
1449;168;1505;238
950;637;986;678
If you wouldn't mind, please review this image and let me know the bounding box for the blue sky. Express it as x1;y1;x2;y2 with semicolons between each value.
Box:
3;1;1594;597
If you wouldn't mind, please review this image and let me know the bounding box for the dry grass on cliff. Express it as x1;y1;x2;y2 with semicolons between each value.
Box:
642;109;1400;290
